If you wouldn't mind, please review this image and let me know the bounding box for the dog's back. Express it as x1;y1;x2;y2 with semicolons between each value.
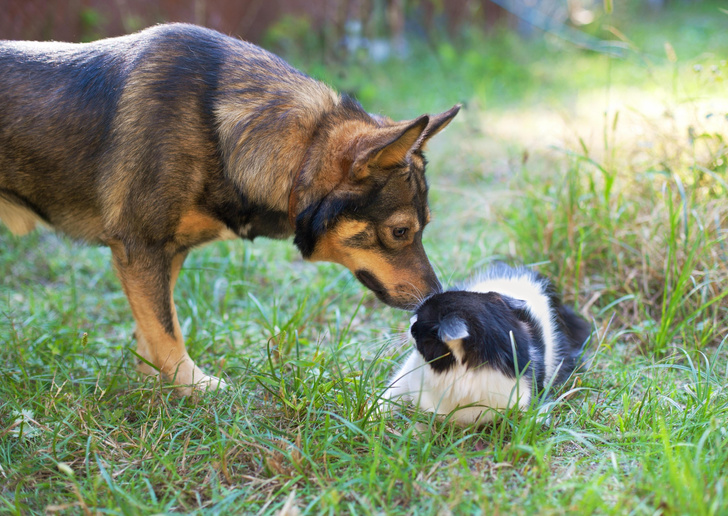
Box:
0;24;334;242
0;35;128;237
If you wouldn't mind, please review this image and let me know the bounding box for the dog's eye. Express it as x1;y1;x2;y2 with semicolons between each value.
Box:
392;227;409;239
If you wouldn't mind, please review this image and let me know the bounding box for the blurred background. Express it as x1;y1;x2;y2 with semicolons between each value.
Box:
0;0;642;46
2;1;723;118
3;1;724;146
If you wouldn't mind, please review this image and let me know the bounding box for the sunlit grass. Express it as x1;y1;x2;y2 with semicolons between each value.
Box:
2;3;728;514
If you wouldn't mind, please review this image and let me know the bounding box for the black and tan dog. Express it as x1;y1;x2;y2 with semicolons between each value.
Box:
0;23;458;394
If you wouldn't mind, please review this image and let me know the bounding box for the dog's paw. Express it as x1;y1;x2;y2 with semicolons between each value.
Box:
194;373;228;393
174;365;228;396
175;377;227;397
133;347;227;395
136;359;161;378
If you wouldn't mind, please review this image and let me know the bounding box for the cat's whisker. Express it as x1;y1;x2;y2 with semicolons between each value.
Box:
398;280;429;309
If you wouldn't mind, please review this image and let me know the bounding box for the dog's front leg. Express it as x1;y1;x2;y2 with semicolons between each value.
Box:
110;244;226;395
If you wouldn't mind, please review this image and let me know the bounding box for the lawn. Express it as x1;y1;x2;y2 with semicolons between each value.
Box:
2;3;728;514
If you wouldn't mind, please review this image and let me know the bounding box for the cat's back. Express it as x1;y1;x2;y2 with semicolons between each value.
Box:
465;264;565;380
466;264;549;311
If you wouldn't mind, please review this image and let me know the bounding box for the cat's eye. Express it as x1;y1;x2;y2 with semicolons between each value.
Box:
392;227;408;239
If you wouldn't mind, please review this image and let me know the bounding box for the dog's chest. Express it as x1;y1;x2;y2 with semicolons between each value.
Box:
195;174;292;244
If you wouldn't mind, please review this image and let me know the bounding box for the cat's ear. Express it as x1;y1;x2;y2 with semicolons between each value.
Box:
438;316;469;342
502;296;528;312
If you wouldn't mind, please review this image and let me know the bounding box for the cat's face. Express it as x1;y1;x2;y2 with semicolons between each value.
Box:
410;290;533;377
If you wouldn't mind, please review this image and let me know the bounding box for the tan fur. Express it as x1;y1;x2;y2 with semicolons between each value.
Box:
113;246;225;395
411;153;426;173
371;120;430;169
176;211;225;237
0;199;42;235
216;81;339;212
309;225;378;274
351;117;429;180
175;210;230;247
99;76;143;229
62;211;107;242
310;217;432;306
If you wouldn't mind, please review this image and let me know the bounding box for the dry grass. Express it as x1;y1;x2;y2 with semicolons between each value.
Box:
2;4;728;514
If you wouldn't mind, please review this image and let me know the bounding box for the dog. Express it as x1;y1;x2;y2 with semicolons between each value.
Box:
0;23;459;394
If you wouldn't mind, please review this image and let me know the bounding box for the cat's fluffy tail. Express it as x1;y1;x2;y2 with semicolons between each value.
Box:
557;304;592;360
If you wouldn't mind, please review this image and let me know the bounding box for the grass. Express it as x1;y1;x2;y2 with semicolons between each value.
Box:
2;3;728;514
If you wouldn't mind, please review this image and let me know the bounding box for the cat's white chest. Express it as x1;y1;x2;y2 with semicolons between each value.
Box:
385;350;531;425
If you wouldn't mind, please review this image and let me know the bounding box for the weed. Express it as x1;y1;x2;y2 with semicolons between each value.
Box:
2;3;728;514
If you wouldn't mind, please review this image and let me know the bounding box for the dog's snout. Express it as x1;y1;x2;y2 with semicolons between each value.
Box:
416;255;441;297
355;270;385;295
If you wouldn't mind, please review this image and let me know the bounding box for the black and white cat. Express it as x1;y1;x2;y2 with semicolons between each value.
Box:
384;263;592;425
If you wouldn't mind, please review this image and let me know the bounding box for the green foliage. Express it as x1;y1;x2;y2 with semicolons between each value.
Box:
2;3;728;513
79;8;106;43
262;15;322;62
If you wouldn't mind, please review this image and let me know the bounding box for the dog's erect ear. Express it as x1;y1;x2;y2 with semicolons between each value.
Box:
417;104;461;150
438;315;470;342
350;115;429;181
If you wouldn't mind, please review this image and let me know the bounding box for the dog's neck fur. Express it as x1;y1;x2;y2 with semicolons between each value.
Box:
214;59;383;238
215;70;341;223
218;94;394;245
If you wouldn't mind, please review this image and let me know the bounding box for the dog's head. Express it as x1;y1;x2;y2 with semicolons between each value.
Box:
293;103;460;309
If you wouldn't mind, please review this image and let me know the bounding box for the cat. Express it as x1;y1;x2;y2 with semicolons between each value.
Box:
384;263;592;425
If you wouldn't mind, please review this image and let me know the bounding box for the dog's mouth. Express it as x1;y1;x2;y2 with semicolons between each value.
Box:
357;269;413;308
355;270;421;310
356;270;387;299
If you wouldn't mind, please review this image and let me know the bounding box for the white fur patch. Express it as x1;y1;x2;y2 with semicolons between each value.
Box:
385;349;531;426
